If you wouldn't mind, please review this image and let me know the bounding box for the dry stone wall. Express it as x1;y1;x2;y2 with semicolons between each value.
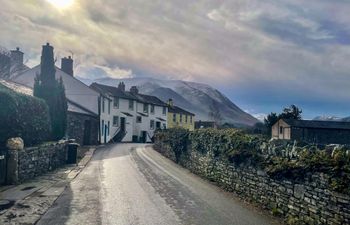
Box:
154;141;350;225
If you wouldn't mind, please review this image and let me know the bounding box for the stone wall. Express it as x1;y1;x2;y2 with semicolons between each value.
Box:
67;112;99;146
154;141;350;225
8;142;68;183
18;142;68;182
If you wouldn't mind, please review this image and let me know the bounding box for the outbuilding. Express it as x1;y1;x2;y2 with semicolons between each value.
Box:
272;118;350;144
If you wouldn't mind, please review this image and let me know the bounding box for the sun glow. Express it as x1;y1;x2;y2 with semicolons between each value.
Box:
46;0;75;9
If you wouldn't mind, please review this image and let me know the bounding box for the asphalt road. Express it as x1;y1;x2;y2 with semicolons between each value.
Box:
37;144;278;225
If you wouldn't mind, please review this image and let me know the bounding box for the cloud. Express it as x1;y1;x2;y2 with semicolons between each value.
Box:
1;0;350;117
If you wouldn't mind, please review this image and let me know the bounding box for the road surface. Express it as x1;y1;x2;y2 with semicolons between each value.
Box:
37;144;278;225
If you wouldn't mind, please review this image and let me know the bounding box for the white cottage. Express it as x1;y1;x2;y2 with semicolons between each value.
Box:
12;44;100;145
90;82;168;143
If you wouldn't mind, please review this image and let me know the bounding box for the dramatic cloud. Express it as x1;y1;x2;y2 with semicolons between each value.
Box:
1;0;350;118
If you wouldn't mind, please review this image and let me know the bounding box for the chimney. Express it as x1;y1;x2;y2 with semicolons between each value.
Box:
130;86;139;94
118;82;125;91
40;43;56;86
61;56;73;76
10;47;24;69
167;98;174;107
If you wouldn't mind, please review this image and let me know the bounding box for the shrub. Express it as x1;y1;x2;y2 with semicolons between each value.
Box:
0;84;51;147
190;128;264;164
155;128;189;163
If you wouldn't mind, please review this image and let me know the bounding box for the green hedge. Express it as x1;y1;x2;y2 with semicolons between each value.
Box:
155;128;350;194
0;84;51;147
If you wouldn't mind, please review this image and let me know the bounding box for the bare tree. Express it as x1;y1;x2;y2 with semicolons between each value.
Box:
208;100;222;128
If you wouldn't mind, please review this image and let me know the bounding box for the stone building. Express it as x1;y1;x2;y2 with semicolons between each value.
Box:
272;118;350;144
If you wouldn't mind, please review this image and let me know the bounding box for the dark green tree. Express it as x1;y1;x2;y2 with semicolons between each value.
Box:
280;104;302;120
264;112;279;136
34;43;67;140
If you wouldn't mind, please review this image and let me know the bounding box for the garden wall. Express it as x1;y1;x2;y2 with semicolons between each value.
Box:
7;141;68;184
154;129;350;225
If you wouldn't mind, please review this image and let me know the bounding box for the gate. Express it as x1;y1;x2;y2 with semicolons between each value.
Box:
0;149;7;185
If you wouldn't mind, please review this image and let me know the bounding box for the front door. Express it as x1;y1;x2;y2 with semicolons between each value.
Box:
104;124;108;144
141;131;147;143
0;149;7;185
120;117;126;132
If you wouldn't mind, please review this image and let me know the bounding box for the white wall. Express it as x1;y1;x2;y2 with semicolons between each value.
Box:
99;94;168;143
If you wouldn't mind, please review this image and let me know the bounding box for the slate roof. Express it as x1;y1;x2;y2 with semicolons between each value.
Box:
90;83;167;107
282;119;350;130
168;105;195;116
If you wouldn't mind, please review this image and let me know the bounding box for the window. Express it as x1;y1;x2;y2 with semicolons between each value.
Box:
150;120;155;130
162;123;166;129
185;115;188;123
113;116;119;126
113;97;119;108
156;121;161;129
137;116;142;123
280;126;283;134
150;105;155;114
163;107;166;115
143;104;149;113
173;114;176;122
107;121;110;136
129;99;134;110
180;114;183;123
190;116;193;124
102;98;105;113
101;120;104;136
108;100;111;114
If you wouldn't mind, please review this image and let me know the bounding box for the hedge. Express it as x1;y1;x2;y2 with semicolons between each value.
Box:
0;84;51;147
155;128;350;194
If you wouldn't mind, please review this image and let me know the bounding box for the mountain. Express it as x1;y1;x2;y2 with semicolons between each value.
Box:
313;116;342;121
79;77;259;127
312;116;350;122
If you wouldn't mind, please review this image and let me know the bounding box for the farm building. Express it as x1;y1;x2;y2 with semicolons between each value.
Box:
272;118;350;144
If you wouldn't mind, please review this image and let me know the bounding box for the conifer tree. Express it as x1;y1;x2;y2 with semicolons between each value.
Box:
34;43;68;140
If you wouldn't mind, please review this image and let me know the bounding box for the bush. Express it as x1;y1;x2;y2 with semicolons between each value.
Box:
155;128;189;163
155;128;350;194
0;84;51;147
190;128;264;164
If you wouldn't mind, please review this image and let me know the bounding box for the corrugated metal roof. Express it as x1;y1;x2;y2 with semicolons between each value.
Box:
282;119;350;130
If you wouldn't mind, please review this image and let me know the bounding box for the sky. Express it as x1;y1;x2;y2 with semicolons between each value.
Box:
1;0;350;120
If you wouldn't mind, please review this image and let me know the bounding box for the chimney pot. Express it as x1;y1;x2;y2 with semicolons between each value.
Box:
118;82;125;91
130;86;139;94
61;56;74;76
168;98;174;107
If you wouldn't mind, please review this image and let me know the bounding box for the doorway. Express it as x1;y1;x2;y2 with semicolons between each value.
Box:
141;131;147;143
120;117;126;132
83;120;91;145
